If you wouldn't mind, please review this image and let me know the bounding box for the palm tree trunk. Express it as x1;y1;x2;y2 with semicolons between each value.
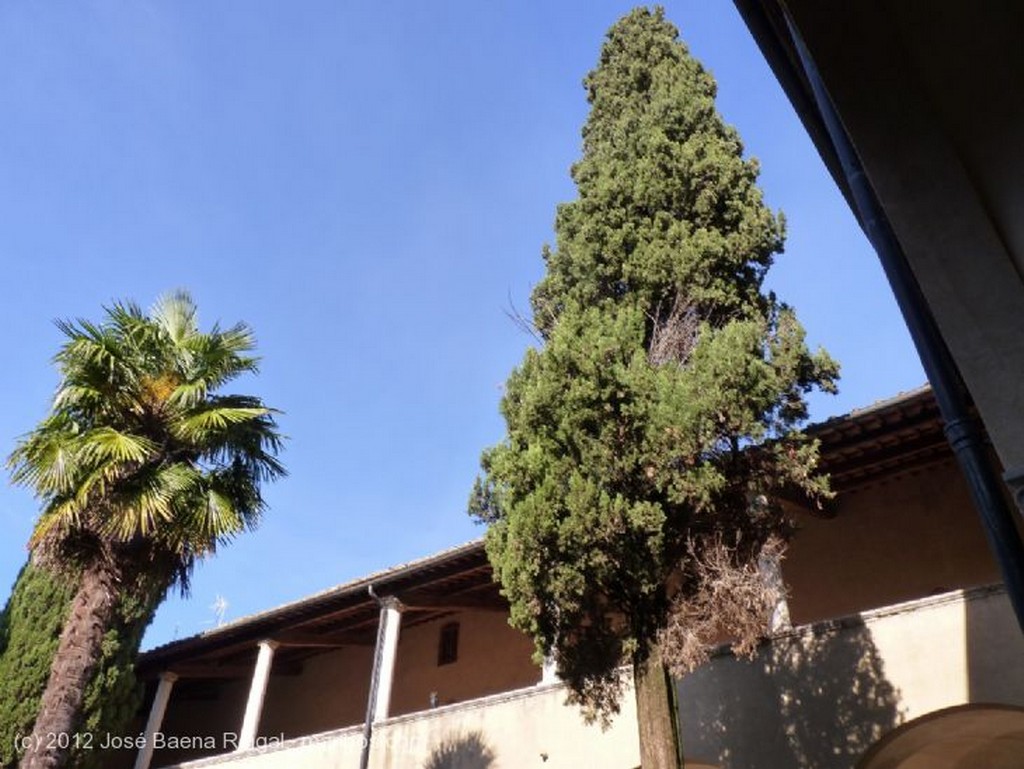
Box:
634;644;683;769
20;564;118;769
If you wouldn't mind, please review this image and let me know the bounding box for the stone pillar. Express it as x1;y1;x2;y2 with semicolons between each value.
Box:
540;655;559;685
133;672;177;769
372;598;403;722
759;551;791;633
237;640;278;751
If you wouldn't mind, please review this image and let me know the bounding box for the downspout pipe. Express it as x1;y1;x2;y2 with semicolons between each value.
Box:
359;584;389;769
785;16;1024;634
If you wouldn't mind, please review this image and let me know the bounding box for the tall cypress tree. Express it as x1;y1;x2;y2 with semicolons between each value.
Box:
470;8;838;767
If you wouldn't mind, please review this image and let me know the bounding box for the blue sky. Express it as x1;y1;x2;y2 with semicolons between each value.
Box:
0;1;924;649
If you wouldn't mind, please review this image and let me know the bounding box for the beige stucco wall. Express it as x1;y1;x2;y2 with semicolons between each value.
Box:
147;642;374;766
151;677;250;767
157;724;366;769
388;609;540;716
678;585;1024;769
783;460;1002;625
147;586;1023;769
123;648;369;768
157;682;640;769
146;607;541;767
372;682;639;769
260;642;374;737
137;461;1020;769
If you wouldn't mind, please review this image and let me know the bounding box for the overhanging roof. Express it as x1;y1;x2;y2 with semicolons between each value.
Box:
138;539;498;677
139;386;955;678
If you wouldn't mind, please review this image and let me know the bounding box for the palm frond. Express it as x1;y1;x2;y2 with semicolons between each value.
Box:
78;427;158;466
166;379;209;409
55;321;131;385
102;463;203;541
70;462;116;510
172;403;273;444
180;324;259;389
196;483;248;544
158;468;262;559
8;416;82;495
201;438;287;482
181;397;286;481
63;429;159;510
52;383;107;413
29;495;86;549
152;290;199;346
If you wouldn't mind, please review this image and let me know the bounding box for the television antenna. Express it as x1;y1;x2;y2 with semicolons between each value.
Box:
209;595;229;627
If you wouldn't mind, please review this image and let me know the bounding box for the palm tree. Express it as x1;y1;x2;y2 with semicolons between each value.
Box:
8;292;285;769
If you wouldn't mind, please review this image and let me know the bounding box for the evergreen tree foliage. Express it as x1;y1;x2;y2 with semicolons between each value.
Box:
0;564;159;769
470;6;838;727
0;565;71;769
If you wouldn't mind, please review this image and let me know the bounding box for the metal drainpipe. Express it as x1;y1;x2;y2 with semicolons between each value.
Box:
359;585;388;769
785;16;1024;634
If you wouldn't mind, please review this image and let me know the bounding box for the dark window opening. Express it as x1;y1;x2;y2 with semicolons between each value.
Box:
438;621;459;666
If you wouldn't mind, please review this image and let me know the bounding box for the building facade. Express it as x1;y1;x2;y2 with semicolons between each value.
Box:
116;388;1024;769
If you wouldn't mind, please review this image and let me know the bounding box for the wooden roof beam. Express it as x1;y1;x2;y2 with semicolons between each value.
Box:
273;630;376;647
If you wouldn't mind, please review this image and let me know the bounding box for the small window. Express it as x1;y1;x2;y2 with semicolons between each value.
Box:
437;621;459;666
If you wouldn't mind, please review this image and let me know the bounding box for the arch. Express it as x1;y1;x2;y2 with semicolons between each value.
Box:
857;703;1024;769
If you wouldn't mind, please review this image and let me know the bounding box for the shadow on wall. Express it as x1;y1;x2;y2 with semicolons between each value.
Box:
423;731;497;769
678;622;904;769
966;587;1024;705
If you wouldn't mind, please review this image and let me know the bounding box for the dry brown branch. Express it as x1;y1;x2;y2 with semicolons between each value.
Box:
648;294;700;366
659;535;785;676
503;290;543;344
